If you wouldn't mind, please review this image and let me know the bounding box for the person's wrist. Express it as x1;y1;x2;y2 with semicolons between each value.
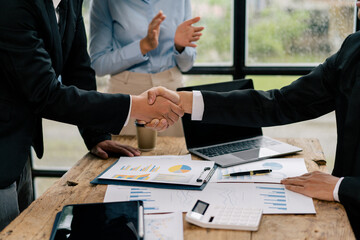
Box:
140;38;151;55
175;43;185;53
130;95;145;119
178;91;193;114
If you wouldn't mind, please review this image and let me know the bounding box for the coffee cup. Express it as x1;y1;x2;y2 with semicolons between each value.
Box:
135;121;157;151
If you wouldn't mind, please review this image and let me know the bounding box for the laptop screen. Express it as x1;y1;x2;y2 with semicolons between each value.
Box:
177;79;262;149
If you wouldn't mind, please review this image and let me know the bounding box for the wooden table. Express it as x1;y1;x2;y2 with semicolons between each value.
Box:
0;137;355;240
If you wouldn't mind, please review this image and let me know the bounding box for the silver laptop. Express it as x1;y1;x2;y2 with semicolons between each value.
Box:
177;79;302;167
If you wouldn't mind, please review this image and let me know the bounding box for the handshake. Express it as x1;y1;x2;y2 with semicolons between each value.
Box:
130;86;194;131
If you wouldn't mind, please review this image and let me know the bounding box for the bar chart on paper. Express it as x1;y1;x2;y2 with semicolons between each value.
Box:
119;164;160;172
104;185;192;213
254;183;316;214
113;174;150;180
256;185;287;211
128;187;160;211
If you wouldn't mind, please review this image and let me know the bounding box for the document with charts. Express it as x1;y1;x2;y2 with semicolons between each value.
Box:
104;183;316;215
98;155;215;186
210;158;308;183
145;212;183;240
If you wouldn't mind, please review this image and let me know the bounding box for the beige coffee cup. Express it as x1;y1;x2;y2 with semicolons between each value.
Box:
135;122;157;151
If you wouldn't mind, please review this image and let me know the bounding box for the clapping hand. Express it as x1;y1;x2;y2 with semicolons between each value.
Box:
140;11;166;55
174;16;204;52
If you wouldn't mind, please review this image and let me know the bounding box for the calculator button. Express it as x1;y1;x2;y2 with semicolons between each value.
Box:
238;221;247;225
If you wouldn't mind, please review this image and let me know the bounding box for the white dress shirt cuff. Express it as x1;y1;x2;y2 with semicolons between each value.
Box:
333;177;344;202
191;90;204;121
123;95;131;128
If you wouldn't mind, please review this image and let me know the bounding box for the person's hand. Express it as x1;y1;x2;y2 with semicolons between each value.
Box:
140;11;166;55
280;171;340;201
137;118;169;132
174;16;204;53
139;87;184;131
140;89;193;131
131;87;184;127
91;140;141;159
147;86;181;105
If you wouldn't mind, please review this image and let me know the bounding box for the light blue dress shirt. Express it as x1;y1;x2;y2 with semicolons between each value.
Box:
89;0;196;77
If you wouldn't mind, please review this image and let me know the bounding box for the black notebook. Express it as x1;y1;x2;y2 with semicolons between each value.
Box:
49;201;144;240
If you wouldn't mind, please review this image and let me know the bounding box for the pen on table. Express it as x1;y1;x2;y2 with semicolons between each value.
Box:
223;169;272;177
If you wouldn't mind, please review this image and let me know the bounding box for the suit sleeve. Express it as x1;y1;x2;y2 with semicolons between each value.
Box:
200;53;339;127
338;177;360;238
0;2;129;135
61;7;111;150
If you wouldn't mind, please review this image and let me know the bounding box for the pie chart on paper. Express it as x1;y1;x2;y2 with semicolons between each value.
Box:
168;165;192;173
262;162;283;170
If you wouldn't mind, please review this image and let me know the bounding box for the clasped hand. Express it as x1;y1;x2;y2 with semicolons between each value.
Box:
130;86;194;131
131;86;188;131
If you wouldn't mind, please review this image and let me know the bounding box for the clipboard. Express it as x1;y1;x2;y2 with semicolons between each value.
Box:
49;201;144;240
91;155;217;190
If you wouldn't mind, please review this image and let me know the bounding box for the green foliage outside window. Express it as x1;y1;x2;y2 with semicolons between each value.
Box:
248;8;310;62
191;0;232;64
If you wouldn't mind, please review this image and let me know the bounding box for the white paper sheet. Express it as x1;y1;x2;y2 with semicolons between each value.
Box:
210;158;308;183
144;212;183;240
99;154;214;186
104;183;315;214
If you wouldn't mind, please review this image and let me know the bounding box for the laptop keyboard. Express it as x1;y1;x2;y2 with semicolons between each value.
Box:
196;138;278;157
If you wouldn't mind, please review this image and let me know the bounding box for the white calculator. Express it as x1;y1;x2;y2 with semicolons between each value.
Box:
185;199;263;231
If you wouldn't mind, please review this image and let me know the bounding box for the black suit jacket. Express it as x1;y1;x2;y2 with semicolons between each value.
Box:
0;0;130;188
201;31;360;237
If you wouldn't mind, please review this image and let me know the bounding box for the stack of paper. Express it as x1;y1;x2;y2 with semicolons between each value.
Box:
104;182;315;215
101;156;315;238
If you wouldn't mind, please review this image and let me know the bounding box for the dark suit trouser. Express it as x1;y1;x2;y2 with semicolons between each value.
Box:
0;159;34;231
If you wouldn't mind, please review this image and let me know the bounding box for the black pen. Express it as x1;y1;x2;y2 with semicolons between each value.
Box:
223;169;272;177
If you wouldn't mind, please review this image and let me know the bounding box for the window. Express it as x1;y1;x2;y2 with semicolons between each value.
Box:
32;0;359;197
246;0;355;66
191;0;233;66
